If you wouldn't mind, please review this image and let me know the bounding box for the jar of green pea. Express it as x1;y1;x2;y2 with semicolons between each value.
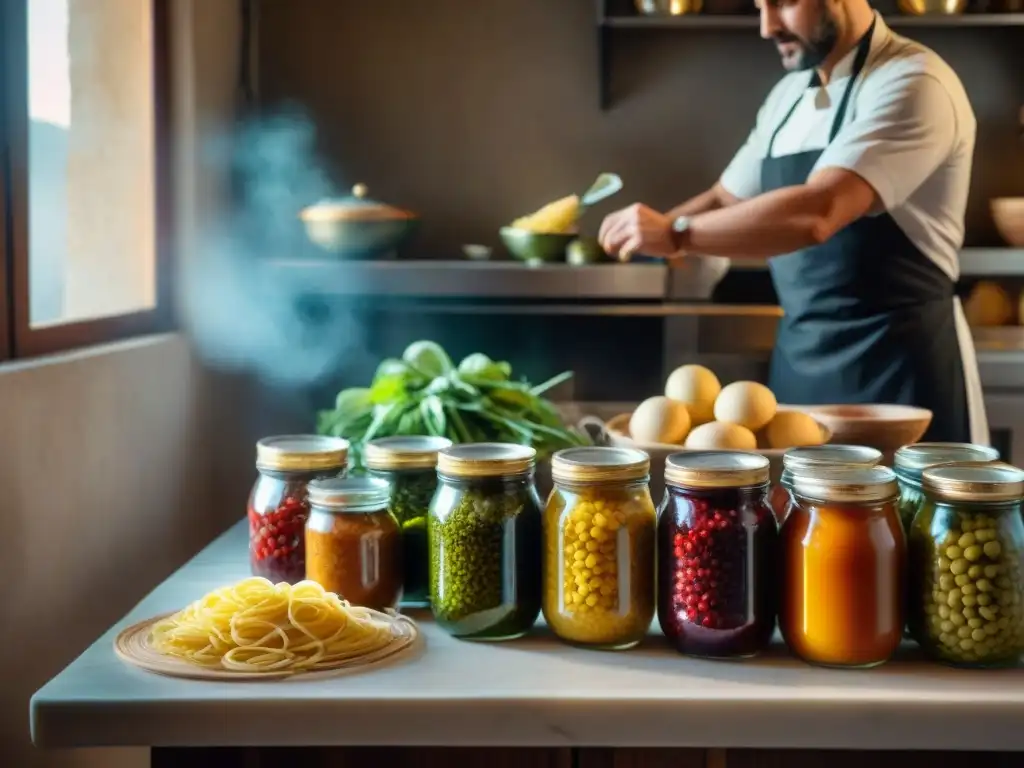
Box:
365;435;452;608
908;461;1024;668
428;443;542;640
893;443;1000;533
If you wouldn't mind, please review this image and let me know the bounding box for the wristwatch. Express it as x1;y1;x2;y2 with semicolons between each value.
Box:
670;215;692;254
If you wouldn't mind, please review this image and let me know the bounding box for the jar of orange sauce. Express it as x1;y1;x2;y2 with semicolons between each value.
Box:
770;445;882;523
780;465;905;668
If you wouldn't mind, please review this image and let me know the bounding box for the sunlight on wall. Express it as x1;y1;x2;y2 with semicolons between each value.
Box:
29;0;71;128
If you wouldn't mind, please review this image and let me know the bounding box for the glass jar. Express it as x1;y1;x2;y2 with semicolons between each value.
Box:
770;445;882;523
429;443;543;640
658;450;779;658
894;443;1000;533
780;466;905;668
365;435;452;608
908;462;1024;668
542;447;656;650
247;435;349;584
305;476;403;611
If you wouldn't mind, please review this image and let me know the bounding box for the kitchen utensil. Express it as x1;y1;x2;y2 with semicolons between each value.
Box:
896;0;966;14
579;173;623;212
499;227;575;265
799;404;932;456
299;184;419;260
602;411;833;495
991;198;1024;246
635;0;704;15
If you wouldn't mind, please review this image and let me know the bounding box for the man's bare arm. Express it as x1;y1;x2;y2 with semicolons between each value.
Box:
665;183;742;219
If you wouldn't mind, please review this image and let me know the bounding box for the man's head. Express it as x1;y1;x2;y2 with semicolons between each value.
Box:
758;0;843;72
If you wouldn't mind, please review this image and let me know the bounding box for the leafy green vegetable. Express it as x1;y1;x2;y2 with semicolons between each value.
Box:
316;341;589;467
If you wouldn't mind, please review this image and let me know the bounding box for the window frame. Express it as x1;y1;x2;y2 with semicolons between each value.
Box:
1;0;175;360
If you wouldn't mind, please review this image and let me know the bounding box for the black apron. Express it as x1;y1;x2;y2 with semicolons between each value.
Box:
763;24;970;443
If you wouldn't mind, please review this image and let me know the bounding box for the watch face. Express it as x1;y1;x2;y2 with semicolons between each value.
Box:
672;216;690;233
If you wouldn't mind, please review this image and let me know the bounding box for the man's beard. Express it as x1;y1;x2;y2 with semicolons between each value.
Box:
774;6;840;71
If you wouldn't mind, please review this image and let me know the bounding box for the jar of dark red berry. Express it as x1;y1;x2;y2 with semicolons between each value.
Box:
247;435;349;584
657;450;779;658
771;445;882;523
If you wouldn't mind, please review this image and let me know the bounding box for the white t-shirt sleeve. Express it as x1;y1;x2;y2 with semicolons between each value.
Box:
814;69;959;211
719;104;769;200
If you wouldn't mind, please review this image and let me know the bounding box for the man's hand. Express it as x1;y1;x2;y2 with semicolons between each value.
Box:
598;203;679;262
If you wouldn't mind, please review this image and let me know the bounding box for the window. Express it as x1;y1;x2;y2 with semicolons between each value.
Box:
1;0;172;360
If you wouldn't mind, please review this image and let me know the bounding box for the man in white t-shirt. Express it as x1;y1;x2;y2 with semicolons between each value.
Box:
598;0;988;445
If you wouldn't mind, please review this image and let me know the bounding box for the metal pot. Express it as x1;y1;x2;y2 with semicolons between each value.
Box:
299;183;420;260
896;0;966;14
634;0;704;14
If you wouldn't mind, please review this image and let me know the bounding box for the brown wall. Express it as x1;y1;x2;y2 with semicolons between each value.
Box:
255;0;1024;258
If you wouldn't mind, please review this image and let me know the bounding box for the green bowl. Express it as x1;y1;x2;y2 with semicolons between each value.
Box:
499;227;574;264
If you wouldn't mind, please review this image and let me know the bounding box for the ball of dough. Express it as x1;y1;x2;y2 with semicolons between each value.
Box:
684;421;757;451
665;364;721;425
764;411;825;450
629;396;691;444
713;381;778;432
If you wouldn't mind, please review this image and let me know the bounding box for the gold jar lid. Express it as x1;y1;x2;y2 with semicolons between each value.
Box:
790;465;899;504
551;447;650;484
664;450;770;489
894;443;1000;475
365;435;453;471
255;435;350;472
782;444;882;473
308;477;391;512
437;442;536;479
921;461;1024;503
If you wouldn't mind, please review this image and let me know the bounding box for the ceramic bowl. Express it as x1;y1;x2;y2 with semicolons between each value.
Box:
800;404;933;456
991;198;1024;247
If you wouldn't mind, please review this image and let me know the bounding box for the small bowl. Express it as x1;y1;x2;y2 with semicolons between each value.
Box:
801;404;933;454
499;227;574;264
991;198;1024;247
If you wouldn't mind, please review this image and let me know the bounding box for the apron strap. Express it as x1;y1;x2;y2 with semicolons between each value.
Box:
765;19;877;157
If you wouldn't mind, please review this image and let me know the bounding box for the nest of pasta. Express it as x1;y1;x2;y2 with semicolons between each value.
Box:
115;578;419;680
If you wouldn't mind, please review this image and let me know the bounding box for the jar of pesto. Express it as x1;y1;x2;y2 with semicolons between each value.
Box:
365;435;452;608
894;443;1000;532
429;443;542;640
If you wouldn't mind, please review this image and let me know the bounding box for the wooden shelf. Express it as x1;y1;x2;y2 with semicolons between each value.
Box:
596;8;1024;109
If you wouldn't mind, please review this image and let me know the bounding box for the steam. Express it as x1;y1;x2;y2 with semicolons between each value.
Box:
181;106;363;388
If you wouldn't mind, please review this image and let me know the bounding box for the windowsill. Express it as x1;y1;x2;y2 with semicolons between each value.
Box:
0;332;182;375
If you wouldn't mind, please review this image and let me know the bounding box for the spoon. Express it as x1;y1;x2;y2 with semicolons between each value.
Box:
579;172;623;211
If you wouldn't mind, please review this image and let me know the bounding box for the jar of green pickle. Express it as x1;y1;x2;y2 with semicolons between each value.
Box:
429;443;542;640
893;443;1000;533
365;435;452;608
908;462;1024;668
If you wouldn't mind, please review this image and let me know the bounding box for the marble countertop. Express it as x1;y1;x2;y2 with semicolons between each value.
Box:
31;521;1024;751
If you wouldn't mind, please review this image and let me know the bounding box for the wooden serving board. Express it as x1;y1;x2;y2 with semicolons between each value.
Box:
114;610;422;682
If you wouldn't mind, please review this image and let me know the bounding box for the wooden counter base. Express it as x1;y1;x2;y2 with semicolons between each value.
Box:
151;748;1023;768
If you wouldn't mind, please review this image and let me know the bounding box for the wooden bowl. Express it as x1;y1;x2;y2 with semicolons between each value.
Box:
991;198;1024;247
602;411;832;502
799;404;932;455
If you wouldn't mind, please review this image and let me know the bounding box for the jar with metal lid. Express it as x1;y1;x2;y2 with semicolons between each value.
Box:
365;435;452;608
907;462;1024;668
247;435;349;584
429;443;542;640
305;476;402;611
658;451;778;658
542;447;656;650
770;445;882;523
894;443;1000;532
780;466;904;668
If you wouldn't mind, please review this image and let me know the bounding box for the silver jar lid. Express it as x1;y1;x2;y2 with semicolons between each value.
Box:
894;443;1000;477
665;450;770;489
551;447;649;484
921;462;1024;503
790;465;899;504
782;444;882;473
307;477;391;512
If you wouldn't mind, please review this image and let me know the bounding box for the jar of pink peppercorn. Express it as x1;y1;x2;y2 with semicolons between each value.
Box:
247;435;349;584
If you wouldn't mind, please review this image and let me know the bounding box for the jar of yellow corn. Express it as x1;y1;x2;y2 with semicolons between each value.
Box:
542;447;657;649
